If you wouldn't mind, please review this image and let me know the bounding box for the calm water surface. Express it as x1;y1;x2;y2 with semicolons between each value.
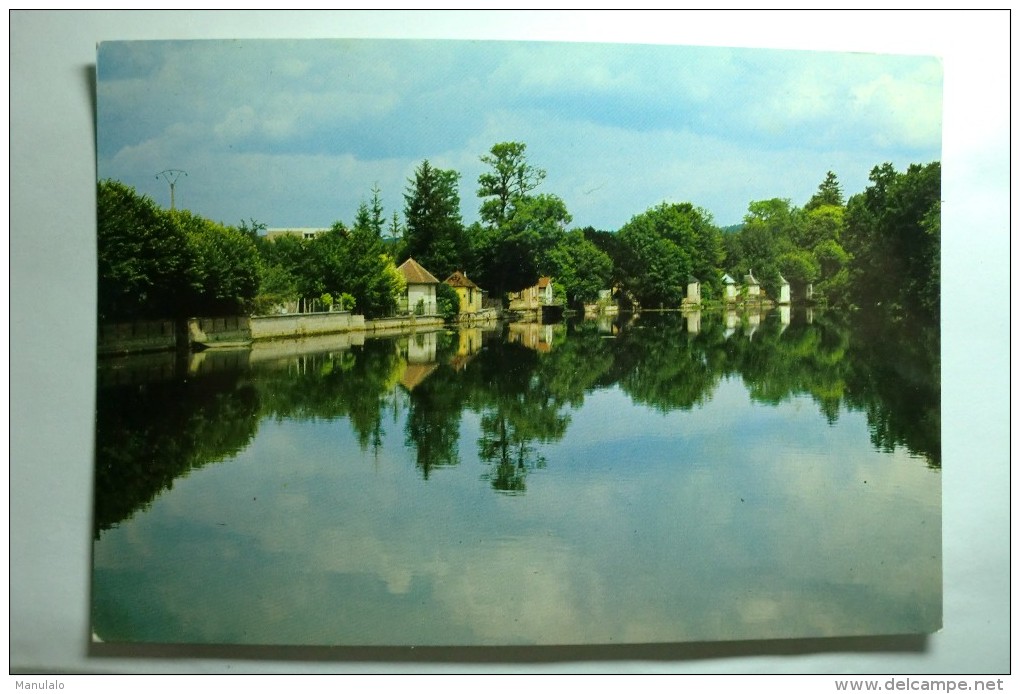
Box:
92;310;941;646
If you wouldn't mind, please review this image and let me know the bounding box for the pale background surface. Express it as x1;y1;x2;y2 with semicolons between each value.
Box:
9;10;1010;674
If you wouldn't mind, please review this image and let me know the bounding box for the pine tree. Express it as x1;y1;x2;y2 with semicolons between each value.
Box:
403;160;465;279
805;171;844;210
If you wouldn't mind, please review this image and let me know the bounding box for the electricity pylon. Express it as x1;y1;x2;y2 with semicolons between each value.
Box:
156;169;187;211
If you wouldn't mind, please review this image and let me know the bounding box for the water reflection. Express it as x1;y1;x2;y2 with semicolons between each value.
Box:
94;309;940;534
92;308;940;645
93;367;259;535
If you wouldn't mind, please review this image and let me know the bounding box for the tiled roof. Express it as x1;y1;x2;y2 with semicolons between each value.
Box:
537;276;552;288
445;270;479;289
398;258;440;284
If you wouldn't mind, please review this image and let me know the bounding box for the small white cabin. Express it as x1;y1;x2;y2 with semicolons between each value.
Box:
685;276;701;305
744;270;760;298
398;258;439;315
721;273;737;302
778;274;791;305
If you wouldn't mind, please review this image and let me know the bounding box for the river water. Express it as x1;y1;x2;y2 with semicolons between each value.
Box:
92;309;940;646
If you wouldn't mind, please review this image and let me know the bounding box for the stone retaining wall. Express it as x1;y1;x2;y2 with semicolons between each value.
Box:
249;311;365;340
99;310;445;356
189;316;251;345
97;320;178;356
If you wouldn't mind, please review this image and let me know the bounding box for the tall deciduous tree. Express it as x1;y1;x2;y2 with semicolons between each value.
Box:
472;142;573;297
546;229;613;307
844;161;940;319
472;193;571;297
477;141;546;228
97;179;197;321
98;179;259;320
172;209;262;316
617;202;723;307
728;198;805;298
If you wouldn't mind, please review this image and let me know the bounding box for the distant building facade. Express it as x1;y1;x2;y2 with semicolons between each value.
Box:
264;228;329;241
509;277;554;311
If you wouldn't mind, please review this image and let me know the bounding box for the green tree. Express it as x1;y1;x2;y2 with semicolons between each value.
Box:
477;141;546;228
369;183;386;237
844;161;941;319
97;179;197;321
805;170;844;210
777;248;820;293
471;142;580;298
797;203;843;248
237;217;267;242
353;201;373;235
617;202;722;308
171;209;262;316
352;184;387;238
307;223;405;318
728;198;803;298
255;232;317;310
472;193;571;297
253;264;300;315
581;227;627;286
388;210;403;243
546;229;613;307
403;160;466;279
436;282;460;321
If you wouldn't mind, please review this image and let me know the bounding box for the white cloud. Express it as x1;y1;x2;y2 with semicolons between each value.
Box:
97;39;943;231
851;67;943;150
214;105;257;140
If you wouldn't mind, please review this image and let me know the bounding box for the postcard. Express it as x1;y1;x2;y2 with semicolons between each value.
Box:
92;38;942;647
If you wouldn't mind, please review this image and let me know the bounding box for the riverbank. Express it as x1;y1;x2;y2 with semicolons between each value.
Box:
97;311;448;357
97;301;825;357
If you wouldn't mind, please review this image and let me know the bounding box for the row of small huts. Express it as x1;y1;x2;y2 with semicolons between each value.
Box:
402;259;799;316
683;270;796;307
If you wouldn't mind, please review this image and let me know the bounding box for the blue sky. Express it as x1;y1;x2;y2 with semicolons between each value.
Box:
97;38;942;230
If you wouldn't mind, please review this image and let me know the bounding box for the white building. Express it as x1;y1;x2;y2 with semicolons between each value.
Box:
721;273;737;302
744;270;760;298
685;275;701;305
778;274;791;305
398;258;439;315
264;227;329;241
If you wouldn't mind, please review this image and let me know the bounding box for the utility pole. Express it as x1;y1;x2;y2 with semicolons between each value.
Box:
156;169;187;211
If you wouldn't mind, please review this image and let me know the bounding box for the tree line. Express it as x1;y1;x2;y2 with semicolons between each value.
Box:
97;141;940;323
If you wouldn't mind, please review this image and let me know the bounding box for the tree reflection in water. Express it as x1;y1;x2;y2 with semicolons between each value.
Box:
93;307;941;532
